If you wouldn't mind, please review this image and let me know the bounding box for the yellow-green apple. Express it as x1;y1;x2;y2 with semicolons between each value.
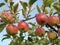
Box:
48;32;57;40
35;27;45;36
36;13;48;26
18;21;29;32
47;16;59;26
6;24;18;35
1;12;14;23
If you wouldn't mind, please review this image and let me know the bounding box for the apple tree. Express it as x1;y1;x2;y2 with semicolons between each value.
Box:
0;0;60;45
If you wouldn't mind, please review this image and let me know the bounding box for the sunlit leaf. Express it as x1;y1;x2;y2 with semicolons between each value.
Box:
5;0;12;2
28;7;35;14
45;8;48;14
50;9;53;15
39;38;49;44
28;22;35;26
53;2;60;11
36;5;41;13
22;9;26;18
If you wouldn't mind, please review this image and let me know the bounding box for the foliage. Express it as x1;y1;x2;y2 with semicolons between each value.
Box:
0;0;60;45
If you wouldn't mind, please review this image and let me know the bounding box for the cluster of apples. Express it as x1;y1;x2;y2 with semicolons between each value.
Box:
1;12;29;35
6;21;29;35
35;13;60;40
1;12;60;40
36;13;59;26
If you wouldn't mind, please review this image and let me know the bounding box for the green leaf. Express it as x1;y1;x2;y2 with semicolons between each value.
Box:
9;41;16;45
13;3;19;13
58;13;60;19
50;9;53;15
0;12;2;16
43;0;54;7
28;22;35;26
39;38;49;44
5;0;12;2
54;39;60;44
28;22;35;31
10;2;14;8
20;1;27;11
53;3;60;11
36;5;41;13
29;0;37;7
22;9;26;18
0;3;5;7
17;36;24;44
3;34;10;37
28;7;35;14
2;36;10;41
0;24;6;32
45;8;48;14
2;34;10;41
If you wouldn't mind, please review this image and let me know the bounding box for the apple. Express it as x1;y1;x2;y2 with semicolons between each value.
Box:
35;27;45;36
36;13;48;26
47;16;59;26
6;24;18;35
18;21;29;32
58;28;60;36
1;12;14;24
48;32;57;40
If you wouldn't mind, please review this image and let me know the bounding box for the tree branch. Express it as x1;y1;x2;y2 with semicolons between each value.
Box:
46;23;58;33
22;16;36;21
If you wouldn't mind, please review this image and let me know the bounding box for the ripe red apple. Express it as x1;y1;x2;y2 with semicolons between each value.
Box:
1;12;14;23
36;13;48;26
18;21;29;32
6;24;18;35
48;32;57;40
58;28;60;36
35;27;45;36
47;16;59;26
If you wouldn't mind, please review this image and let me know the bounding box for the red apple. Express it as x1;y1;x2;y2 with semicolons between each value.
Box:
59;19;60;24
58;28;60;36
47;16;59;26
1;12;14;23
18;21;29;32
36;13;48;26
35;27;45;36
48;32;57;40
6;24;18;35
